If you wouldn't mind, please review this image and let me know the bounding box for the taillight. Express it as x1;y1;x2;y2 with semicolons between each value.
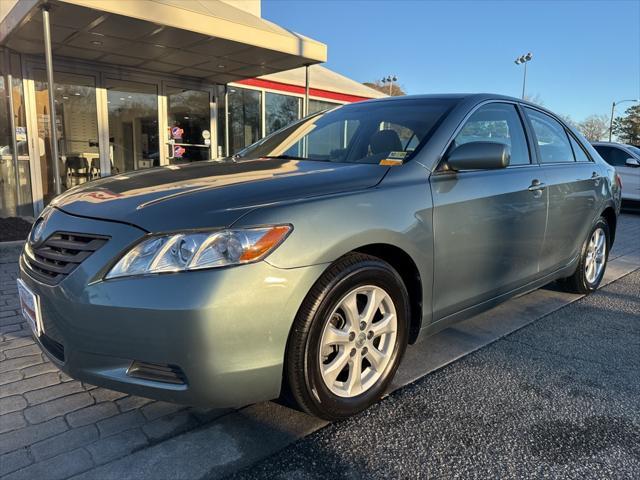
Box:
615;173;623;190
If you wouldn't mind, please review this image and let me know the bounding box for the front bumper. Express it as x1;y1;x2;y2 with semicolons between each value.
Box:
19;208;327;407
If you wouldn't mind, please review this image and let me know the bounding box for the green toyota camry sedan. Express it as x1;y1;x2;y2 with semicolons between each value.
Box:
18;94;621;419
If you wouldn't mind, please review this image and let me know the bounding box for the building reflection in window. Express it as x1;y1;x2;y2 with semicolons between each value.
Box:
228;87;261;154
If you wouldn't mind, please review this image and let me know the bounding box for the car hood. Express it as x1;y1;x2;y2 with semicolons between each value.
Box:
52;159;389;232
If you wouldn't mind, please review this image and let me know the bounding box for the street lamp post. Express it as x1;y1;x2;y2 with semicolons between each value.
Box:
514;52;533;100
609;98;639;141
381;75;397;96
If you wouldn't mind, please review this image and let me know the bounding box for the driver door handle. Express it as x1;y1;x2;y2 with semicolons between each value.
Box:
528;179;546;192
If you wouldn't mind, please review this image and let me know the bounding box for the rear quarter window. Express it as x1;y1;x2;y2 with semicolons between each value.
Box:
569;135;592;162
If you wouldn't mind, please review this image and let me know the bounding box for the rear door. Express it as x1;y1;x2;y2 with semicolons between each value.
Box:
523;107;600;275
430;102;547;320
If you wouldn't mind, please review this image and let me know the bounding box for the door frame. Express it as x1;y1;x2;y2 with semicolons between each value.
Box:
161;80;218;164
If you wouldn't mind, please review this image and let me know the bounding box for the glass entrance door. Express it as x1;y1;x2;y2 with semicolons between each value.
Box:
166;86;212;164
106;78;159;174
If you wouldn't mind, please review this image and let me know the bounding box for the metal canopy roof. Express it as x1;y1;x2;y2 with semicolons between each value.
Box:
0;0;327;83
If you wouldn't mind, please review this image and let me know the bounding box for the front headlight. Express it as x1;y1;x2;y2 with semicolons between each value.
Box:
105;225;292;279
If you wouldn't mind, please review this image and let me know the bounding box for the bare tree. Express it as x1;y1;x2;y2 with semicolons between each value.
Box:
523;93;544;106
577;115;609;142
558;114;577;128
363;81;406;97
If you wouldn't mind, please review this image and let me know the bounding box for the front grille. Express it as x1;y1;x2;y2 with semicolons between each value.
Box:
127;361;188;385
24;232;108;285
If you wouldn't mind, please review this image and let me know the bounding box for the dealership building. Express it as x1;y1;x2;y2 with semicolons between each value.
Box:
0;0;384;218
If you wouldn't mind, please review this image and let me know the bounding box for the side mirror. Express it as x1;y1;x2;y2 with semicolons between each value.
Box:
625;158;640;167
446;142;511;171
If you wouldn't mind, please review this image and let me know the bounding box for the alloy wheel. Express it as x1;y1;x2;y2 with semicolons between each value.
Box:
318;285;397;398
585;227;606;284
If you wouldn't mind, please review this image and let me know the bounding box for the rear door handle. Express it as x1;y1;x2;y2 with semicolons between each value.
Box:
528;179;546;192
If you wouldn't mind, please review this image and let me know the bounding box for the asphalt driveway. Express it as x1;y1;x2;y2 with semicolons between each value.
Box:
230;270;640;479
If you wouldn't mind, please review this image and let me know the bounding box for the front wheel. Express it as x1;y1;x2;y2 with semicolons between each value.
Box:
285;253;409;420
558;217;610;294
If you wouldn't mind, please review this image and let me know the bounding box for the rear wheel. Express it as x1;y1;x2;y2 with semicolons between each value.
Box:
558;217;610;294
285;253;409;420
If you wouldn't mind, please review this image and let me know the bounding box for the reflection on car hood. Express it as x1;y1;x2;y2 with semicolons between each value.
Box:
52;159;389;232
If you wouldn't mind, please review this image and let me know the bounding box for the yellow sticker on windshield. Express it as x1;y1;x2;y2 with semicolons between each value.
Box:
380;151;406;166
380;158;403;166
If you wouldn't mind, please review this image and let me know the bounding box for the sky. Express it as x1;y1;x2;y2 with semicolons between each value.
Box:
262;0;640;122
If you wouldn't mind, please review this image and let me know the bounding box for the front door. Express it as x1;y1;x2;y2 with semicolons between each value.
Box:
165;85;215;163
431;102;548;321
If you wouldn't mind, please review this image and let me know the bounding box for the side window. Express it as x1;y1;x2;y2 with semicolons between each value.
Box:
593;146;630;167
609;147;632;167
291;119;361;161
453;103;530;165
568;135;591;162
525;108;574;163
381;122;419;152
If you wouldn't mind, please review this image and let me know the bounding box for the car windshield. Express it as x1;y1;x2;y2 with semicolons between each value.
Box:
232;98;457;164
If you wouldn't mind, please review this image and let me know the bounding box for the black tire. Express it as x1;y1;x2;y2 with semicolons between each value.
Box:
284;252;409;420
558;217;610;294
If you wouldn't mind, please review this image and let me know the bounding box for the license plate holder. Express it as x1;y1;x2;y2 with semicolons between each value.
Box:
17;278;43;337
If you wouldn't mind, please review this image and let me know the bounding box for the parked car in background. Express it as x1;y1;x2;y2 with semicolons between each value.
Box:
18;94;621;420
592;142;640;203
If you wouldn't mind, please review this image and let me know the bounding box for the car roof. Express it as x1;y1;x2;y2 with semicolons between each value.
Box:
358;93;559;115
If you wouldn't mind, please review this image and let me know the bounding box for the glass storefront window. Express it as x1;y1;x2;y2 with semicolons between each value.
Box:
0;77;10;155
107;79;159;173
1;52;33;217
34;70;99;204
166;86;211;163
308;99;341;114
228;87;261;154
265;92;300;135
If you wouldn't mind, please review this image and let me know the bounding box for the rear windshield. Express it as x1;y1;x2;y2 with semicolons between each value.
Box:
232;99;456;164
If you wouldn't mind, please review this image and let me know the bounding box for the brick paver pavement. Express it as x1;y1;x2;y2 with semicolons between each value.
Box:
0;247;230;480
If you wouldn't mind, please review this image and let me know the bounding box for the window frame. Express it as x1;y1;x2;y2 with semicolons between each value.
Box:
437;100;536;172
